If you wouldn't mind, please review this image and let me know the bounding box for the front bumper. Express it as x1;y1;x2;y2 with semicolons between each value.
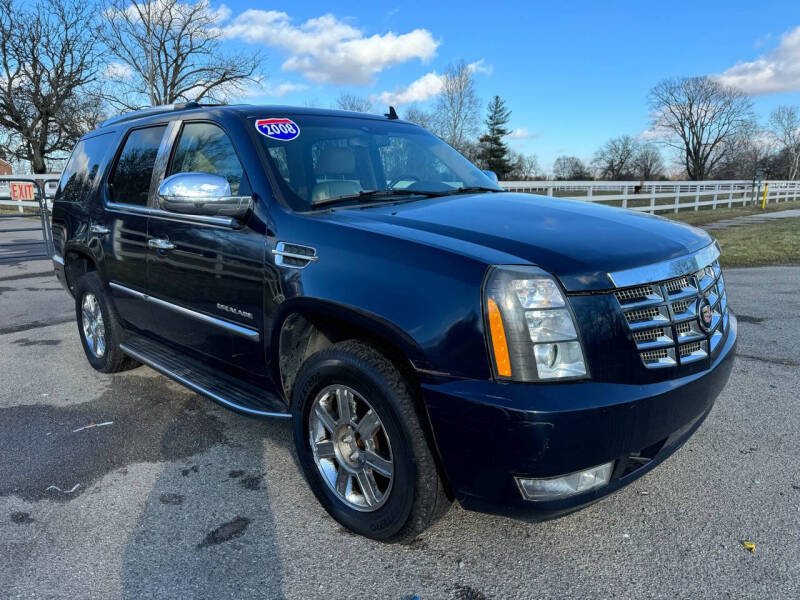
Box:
422;314;737;519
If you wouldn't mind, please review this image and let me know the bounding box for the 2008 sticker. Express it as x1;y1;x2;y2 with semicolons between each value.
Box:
255;118;300;141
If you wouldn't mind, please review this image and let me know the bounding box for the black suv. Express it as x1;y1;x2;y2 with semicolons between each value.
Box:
52;103;737;541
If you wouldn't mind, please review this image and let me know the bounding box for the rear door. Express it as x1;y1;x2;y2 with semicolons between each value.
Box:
100;124;169;333
145;121;265;375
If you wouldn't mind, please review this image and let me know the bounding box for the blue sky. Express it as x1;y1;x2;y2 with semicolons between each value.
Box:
214;0;800;171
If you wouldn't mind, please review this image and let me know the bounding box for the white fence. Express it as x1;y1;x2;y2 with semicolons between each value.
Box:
3;175;799;216
499;180;800;214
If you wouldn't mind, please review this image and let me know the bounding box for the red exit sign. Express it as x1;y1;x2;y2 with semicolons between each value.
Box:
10;181;35;201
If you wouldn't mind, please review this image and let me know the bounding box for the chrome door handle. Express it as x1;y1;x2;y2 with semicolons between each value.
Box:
147;238;175;251
90;225;110;235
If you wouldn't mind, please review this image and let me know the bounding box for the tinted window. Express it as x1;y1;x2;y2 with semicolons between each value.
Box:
57;133;113;204
110;126;166;206
167;123;247;195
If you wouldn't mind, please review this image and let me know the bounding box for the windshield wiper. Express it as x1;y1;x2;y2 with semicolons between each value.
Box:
310;188;446;209
441;186;503;195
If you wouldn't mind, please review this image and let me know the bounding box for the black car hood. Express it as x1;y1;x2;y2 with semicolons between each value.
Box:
325;192;713;291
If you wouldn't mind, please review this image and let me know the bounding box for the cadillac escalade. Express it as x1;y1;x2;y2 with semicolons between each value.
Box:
51;103;737;542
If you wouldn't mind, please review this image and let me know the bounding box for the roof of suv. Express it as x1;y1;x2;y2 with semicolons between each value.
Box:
99;103;402;130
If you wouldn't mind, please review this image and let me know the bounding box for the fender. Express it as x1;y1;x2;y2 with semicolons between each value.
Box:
269;296;432;383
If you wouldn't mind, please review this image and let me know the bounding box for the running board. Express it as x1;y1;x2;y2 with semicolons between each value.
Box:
120;334;290;418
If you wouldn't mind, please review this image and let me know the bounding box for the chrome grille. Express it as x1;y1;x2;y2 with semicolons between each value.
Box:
625;306;660;323
612;251;730;369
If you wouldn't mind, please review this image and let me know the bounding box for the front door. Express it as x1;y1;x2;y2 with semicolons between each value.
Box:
145;121;266;376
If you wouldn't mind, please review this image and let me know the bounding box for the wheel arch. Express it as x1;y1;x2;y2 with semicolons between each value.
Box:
272;298;429;404
63;248;98;296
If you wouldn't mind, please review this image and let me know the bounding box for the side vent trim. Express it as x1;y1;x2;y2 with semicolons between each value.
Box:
272;242;319;269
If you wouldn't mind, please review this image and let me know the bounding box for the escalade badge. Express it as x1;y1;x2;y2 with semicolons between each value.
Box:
217;303;253;320
697;297;713;332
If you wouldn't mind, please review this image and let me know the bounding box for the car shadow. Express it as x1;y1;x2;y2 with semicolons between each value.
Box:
118;376;292;599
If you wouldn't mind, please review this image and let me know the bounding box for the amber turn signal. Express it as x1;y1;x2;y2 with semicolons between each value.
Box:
487;298;512;377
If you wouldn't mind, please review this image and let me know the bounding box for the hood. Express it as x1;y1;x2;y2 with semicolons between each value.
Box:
325;192;713;291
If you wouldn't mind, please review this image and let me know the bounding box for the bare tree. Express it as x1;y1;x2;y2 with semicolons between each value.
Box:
0;0;100;173
508;151;540;180
712;120;771;179
403;106;434;130
100;0;261;110
552;156;591;180
592;135;637;180
768;105;800;180
432;60;480;153
648;76;753;180
335;93;373;113
632;143;664;180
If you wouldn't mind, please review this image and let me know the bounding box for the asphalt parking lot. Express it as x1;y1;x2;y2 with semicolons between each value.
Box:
1;257;798;600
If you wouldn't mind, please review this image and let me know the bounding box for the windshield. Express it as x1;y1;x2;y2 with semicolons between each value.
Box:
251;115;501;211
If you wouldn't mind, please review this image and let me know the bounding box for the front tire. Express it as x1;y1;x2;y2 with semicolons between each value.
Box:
74;272;139;373
291;340;450;542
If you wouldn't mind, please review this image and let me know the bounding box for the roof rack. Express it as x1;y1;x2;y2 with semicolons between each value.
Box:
98;102;216;128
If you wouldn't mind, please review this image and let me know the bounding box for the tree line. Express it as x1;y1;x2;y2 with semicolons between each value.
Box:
545;77;800;182
0;0;259;173
2;0;800;182
335;62;540;181
338;70;800;182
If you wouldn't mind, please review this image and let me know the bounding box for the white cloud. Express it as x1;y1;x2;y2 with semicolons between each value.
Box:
222;10;439;85
230;77;308;100
715;26;800;94
467;59;493;76
372;58;491;106
103;62;133;79
374;72;443;105
264;81;308;97
508;128;531;139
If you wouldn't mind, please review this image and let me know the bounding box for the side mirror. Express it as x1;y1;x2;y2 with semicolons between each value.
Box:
482;170;499;183
157;173;252;218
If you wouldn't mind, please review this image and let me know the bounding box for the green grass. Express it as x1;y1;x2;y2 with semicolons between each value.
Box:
665;200;800;227
714;218;800;268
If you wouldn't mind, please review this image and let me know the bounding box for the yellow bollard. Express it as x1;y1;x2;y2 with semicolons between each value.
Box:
762;183;768;209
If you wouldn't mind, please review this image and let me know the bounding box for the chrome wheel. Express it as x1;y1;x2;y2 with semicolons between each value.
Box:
81;293;106;358
309;384;394;512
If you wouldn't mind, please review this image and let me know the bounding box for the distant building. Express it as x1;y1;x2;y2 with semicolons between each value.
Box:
0;159;11;175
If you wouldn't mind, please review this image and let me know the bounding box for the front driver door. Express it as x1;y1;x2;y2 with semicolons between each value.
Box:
146;121;266;377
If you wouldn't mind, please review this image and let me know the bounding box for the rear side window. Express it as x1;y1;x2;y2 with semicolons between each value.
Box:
56;133;113;204
167;122;248;195
110;125;167;206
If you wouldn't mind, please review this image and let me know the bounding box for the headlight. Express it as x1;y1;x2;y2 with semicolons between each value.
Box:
483;265;588;381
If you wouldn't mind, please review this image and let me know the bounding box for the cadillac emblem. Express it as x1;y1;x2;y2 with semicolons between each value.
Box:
697;297;713;332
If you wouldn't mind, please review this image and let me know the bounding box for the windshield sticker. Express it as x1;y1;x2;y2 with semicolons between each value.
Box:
255;118;300;141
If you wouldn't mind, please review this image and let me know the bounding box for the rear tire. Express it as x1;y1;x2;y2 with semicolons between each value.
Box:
291;340;450;542
74;272;139;373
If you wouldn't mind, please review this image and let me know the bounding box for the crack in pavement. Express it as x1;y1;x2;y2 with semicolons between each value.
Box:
0;270;53;282
737;353;800;367
0;315;74;336
0;374;226;503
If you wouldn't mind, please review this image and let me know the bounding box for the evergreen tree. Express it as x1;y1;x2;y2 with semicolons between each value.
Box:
477;95;513;179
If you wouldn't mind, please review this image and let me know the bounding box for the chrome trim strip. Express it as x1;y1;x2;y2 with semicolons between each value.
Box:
52;253;64;265
272;250;320;262
608;241;720;289
109;282;260;341
120;343;290;419
109;282;146;299
105;201;238;228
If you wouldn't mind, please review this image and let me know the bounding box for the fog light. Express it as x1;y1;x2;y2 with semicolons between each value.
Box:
516;462;614;500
